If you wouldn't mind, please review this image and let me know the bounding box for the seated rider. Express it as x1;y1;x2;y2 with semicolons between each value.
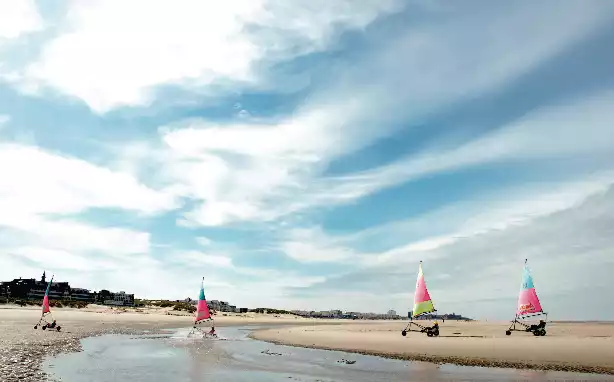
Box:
529;320;546;331
421;321;439;332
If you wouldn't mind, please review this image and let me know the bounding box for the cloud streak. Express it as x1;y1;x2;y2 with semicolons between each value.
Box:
21;0;401;112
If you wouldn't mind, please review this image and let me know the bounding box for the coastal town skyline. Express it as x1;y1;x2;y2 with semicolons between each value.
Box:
1;271;477;320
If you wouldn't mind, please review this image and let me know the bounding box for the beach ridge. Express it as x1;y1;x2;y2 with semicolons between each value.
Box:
249;332;614;375
250;321;614;375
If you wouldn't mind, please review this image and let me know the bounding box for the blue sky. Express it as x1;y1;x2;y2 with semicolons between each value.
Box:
1;1;614;320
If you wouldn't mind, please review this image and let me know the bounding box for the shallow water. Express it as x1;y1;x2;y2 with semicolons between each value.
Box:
44;326;614;382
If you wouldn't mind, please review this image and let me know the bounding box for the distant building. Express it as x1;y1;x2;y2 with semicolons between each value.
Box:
208;300;221;311
291;310;311;317
27;272;70;300
70;288;96;303
330;310;343;318
387;309;397;316
0;272;93;302
207;300;237;312
103;291;134;307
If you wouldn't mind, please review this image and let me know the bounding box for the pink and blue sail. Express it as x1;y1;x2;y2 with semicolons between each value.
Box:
195;277;212;323
516;259;544;317
42;275;53;314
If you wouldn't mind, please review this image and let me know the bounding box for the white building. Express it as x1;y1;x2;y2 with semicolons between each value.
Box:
103;291;134;306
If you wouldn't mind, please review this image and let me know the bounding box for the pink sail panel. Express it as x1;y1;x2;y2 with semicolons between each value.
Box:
42;295;50;314
195;278;212;323
195;299;211;322
414;268;431;305
516;260;544;317
517;288;543;316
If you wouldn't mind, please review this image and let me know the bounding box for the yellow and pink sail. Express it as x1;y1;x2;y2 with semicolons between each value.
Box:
413;261;436;318
195;277;212;323
516;259;544;317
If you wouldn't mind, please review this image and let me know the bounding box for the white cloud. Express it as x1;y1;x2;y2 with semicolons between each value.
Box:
0;143;177;217
0;216;151;256
281;227;358;263
0;218;160;297
0;143;174;291
23;0;400;112
0;114;10;126
123;2;614;228
0;0;43;40
168;248;325;287
7;247;118;271
157;110;340;226
196;236;212;246
172;250;234;268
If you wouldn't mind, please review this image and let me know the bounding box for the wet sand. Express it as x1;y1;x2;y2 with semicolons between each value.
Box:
0;305;337;382
251;320;614;375
45;327;614;382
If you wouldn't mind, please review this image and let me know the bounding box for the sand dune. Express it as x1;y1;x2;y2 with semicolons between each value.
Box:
251;320;614;374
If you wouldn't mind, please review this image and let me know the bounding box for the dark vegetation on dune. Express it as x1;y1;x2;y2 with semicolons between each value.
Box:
1;297;299;316
0;297;89;309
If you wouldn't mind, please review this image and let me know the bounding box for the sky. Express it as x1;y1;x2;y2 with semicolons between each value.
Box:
1;1;613;321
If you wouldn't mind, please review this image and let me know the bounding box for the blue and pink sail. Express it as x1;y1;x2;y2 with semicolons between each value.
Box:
516;259;544;317
195;277;212;323
42;275;53;314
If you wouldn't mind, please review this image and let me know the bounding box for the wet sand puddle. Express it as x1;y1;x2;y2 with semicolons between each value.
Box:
44;326;614;382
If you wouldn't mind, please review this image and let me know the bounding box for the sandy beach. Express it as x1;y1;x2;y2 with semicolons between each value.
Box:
4;305;614;380
0;305;336;382
251;320;614;375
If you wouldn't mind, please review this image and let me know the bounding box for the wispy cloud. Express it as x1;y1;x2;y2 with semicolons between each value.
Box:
310;90;614;208
0;143;176;218
20;0;401;112
109;1;614;229
147;86;614;229
0;0;43;41
276;172;614;265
